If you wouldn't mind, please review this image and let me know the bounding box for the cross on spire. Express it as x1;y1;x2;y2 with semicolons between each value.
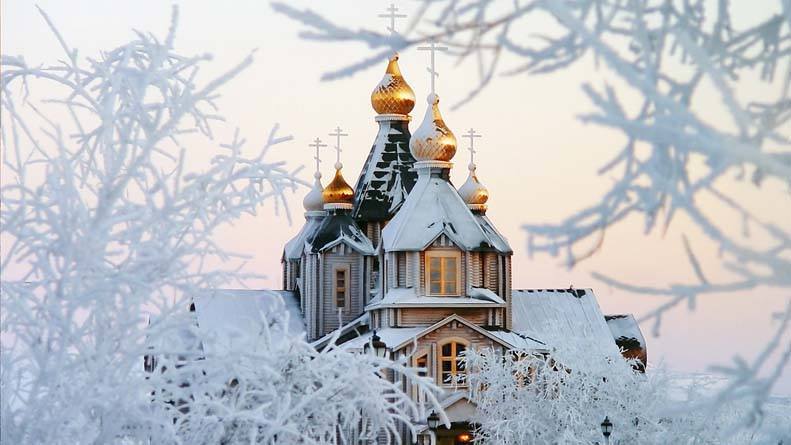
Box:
463;128;482;166
328;126;349;166
308;137;327;174
378;3;407;36
417;38;448;95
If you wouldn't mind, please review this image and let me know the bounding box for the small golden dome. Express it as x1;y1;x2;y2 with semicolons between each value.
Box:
458;165;489;206
322;165;354;205
409;94;456;162
371;54;415;115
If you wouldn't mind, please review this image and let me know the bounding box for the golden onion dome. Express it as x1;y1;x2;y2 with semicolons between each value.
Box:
371;53;415;115
409;94;456;162
322;164;354;205
458;165;489;207
302;171;325;212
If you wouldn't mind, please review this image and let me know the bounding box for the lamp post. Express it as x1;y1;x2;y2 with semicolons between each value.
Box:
601;416;613;445
364;330;388;359
427;411;440;445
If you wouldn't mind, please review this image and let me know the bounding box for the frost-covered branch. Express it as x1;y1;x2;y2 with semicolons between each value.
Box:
1;7;440;444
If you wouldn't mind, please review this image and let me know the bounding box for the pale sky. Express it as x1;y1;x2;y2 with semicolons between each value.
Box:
3;1;789;394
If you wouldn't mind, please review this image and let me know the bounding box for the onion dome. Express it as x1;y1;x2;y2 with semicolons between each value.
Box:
303;171;325;212
409;94;457;162
322;163;354;208
458;164;489;210
371;53;415;115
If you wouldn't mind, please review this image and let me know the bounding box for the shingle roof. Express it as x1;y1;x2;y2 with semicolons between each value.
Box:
305;211;375;255
352;119;417;222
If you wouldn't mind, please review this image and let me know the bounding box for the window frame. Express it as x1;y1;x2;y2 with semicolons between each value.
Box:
424;250;462;296
437;338;469;387
333;265;350;309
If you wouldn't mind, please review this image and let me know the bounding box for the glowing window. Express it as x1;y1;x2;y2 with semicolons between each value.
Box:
426;251;460;296
439;341;467;386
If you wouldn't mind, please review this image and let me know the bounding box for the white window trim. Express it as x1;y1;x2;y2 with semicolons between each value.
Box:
425;250;462;296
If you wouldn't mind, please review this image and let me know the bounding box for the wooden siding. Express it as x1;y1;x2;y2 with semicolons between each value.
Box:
398;320;508;388
320;245;365;337
398;307;491;326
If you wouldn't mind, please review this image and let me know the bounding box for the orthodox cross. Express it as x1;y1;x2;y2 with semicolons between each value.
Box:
328;126;348;165
463;128;482;165
417;38;448;95
309;137;327;174
378;4;406;36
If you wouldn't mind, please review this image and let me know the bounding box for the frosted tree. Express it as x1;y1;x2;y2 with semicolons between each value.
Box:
274;0;791;437
1;7;442;444
464;342;789;444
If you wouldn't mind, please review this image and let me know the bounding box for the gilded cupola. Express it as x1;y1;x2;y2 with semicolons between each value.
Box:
459;164;489;212
409;94;457;162
323;162;355;209
371;53;416;116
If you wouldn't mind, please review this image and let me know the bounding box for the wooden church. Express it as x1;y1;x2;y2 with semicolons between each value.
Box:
193;50;647;445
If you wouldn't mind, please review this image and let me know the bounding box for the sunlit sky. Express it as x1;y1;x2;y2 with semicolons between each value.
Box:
4;1;789;394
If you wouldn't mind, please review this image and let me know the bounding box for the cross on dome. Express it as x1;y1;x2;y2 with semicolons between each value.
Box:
378;3;406;36
328;126;348;169
309;137;328;175
463;128;482;168
417;38;448;95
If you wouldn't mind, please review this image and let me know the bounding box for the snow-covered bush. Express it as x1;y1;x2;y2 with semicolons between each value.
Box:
274;1;791;438
1;7;441;444
464;342;781;444
164;299;442;445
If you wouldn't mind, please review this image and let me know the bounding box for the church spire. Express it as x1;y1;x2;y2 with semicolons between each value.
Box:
458;128;489;213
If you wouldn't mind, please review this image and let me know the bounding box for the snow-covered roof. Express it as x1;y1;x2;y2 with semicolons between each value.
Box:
473;214;511;253
192;289;305;353
310;312;370;350
605;314;646;350
305;211;375;255
487;329;546;350
366;286;505;310
381;173;511;253
352;119;417;222
512;288;619;355
338;326;426;352
283;215;323;260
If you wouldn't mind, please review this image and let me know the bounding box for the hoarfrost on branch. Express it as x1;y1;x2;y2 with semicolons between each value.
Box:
0;7;442;444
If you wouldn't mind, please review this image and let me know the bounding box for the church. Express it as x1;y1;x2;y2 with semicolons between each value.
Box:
193;48;647;444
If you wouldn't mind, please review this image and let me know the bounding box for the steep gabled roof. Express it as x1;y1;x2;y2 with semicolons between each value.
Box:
283;215;323;260
352;119;417;222
305;212;375;255
382;174;511;253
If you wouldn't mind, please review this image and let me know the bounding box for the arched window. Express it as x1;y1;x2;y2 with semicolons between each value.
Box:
439;340;467;386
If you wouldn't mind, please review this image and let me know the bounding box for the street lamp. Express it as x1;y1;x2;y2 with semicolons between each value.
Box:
364;330;388;358
601;416;613;445
427;411;440;430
